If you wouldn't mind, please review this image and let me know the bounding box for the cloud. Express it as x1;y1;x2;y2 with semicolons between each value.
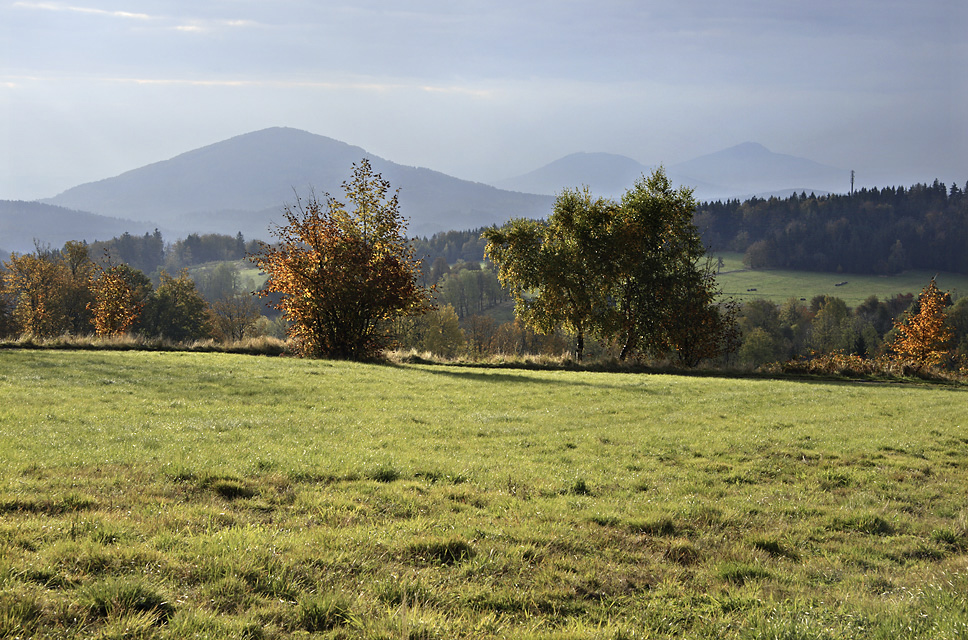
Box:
12;1;154;20
11;1;264;34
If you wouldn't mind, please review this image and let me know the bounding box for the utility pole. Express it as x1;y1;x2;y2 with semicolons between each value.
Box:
850;170;855;196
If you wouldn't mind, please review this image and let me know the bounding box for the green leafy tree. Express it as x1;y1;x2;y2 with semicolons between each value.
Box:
396;303;465;358
142;270;211;342
483;188;617;361
0;286;13;338
60;240;95;333
250;159;431;359
611;170;733;362
484;169;736;365
809;296;851;354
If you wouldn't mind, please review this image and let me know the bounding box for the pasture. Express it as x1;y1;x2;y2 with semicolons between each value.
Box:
714;252;968;306
0;350;966;638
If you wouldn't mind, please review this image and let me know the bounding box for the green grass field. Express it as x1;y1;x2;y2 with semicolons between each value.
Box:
714;253;968;306
1;350;967;638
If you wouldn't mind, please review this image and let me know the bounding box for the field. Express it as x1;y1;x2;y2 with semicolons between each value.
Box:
714;253;968;306
1;350;967;639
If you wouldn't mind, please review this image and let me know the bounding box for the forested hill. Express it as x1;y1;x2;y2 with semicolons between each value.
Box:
696;179;968;275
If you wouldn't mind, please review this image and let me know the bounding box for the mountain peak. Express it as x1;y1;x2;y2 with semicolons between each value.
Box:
38;127;554;241
670;142;847;197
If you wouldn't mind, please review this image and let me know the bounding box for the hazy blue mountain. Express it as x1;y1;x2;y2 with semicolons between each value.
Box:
43;127;553;240
0;200;157;255
494;152;649;197
494;152;727;201
497;143;848;202
669;142;849;198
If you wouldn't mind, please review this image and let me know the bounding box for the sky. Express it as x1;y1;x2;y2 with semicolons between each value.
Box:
2;0;966;200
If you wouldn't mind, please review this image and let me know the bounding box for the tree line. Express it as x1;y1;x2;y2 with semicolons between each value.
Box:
734;288;968;371
3;161;966;373
0;242;263;344
86;230;261;276
696;180;968;274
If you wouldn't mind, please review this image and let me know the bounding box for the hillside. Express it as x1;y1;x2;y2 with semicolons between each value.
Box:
42;127;554;240
0;200;157;254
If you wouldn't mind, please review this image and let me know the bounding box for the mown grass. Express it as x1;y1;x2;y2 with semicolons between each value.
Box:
0;349;966;638
714;252;968;305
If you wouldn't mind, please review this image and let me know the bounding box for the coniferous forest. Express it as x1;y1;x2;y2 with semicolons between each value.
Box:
695;180;968;274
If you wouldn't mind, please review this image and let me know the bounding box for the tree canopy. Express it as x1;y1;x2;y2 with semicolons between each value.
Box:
250;159;431;359
484;168;737;365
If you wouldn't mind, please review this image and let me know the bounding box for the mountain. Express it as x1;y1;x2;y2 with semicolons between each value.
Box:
494;152;727;201
0;200;157;255
42;127;553;240
668;142;849;198
494;152;650;197
497;143;848;202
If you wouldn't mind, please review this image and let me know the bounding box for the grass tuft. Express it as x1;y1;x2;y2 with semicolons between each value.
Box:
298;591;359;632
830;514;894;536
210;479;256;500
406;536;474;565
80;577;173;623
0;591;43;637
717;561;771;585
629;516;677;537
368;465;402;483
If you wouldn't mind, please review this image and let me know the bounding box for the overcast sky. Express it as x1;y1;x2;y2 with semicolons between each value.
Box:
2;0;965;200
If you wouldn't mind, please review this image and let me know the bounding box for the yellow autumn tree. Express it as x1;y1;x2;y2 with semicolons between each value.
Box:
890;278;953;369
88;263;147;337
0;251;70;337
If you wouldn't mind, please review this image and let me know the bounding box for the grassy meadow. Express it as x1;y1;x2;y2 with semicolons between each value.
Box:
714;253;968;306
1;349;967;638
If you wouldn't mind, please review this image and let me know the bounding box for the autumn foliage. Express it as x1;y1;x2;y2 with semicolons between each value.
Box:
250;159;431;359
890;278;953;368
88;263;145;336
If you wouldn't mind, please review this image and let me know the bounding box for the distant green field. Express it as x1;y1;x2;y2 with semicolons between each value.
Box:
715;252;968;306
1;350;966;638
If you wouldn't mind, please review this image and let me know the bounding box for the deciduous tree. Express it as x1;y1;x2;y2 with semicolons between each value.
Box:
211;293;262;342
0;250;69;337
890;278;953;368
88;263;149;336
483;169;737;365
483;188;617;361
250;159;431;359
142;270;211;342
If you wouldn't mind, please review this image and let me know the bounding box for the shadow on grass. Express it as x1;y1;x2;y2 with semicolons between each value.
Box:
396;358;967;392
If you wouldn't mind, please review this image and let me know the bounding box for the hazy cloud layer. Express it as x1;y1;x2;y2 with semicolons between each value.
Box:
2;0;965;199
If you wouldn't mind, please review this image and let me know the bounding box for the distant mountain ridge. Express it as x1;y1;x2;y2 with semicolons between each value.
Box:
497;142;849;202
671;142;849;197
2;129;855;255
42;127;554;241
494;152;728;201
0;200;157;255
